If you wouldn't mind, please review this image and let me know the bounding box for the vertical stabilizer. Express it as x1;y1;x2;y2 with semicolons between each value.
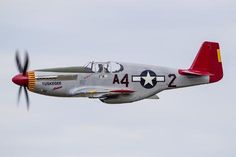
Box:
179;41;223;83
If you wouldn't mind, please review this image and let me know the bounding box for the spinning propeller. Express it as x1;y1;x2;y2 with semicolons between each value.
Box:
12;50;30;110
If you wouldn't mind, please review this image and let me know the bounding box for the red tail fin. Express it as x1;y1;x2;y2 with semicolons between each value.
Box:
179;41;223;83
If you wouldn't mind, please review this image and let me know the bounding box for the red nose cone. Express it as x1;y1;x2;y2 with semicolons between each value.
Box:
12;74;29;86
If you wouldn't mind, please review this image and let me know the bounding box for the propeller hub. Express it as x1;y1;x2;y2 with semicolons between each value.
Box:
12;74;28;86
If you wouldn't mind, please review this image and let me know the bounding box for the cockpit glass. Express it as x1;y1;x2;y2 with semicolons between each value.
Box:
85;62;123;73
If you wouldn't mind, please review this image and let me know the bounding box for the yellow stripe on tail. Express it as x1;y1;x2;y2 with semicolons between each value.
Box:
217;49;222;63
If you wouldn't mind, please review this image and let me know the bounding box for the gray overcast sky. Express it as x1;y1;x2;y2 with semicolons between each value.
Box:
0;0;236;157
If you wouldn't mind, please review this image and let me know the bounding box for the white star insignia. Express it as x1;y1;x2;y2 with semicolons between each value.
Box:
142;72;155;86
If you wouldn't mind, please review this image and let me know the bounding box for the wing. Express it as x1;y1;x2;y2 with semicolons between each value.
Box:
70;86;135;99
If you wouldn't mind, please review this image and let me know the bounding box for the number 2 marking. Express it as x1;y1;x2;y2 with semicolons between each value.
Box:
168;74;176;87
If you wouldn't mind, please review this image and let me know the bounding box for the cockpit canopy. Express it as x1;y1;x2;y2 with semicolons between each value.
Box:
84;61;124;73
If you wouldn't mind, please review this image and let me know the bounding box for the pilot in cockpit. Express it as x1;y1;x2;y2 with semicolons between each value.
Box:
103;64;109;73
98;64;103;73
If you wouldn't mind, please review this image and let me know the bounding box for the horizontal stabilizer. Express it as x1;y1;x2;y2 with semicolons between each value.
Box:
179;69;213;76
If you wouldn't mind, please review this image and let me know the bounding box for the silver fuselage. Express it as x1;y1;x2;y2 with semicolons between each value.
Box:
28;62;209;104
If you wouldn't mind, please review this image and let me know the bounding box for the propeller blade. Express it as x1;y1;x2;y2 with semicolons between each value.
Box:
14;50;31;110
17;86;22;105
22;51;29;75
24;87;30;110
15;50;23;73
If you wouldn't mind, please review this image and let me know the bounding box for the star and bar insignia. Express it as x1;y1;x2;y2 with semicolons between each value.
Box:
132;70;165;89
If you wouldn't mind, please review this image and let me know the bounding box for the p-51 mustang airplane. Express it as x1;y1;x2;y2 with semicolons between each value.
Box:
12;41;223;109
